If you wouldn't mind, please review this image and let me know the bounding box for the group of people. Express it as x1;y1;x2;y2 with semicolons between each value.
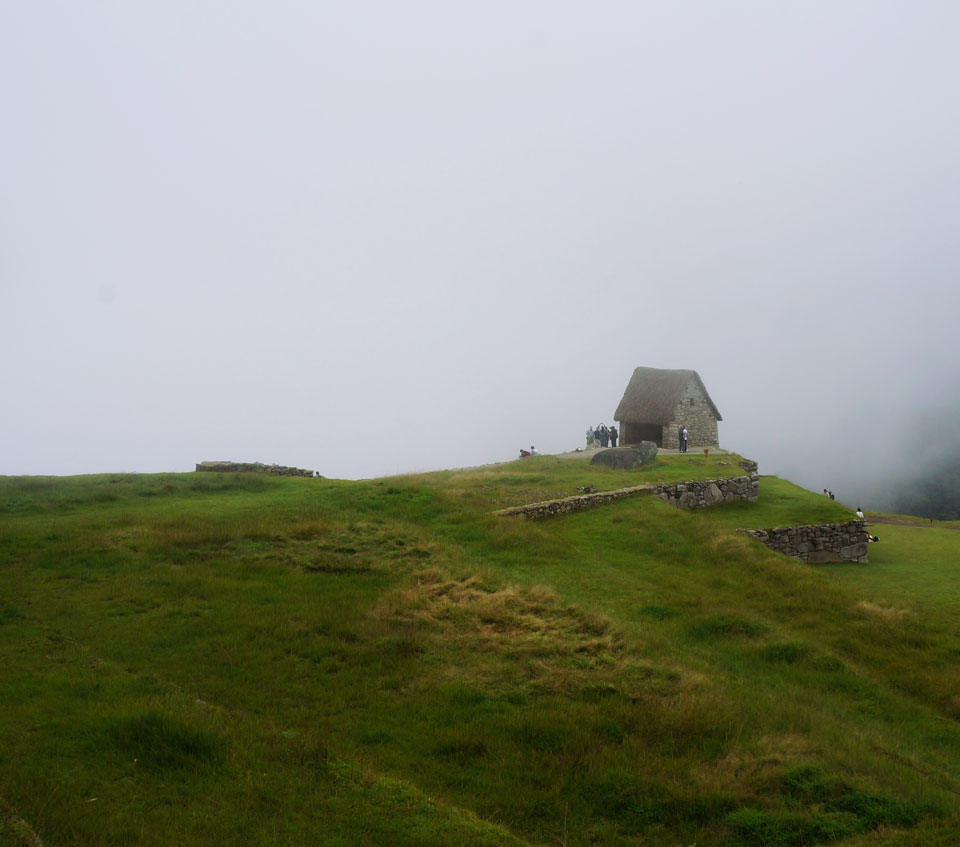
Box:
586;424;618;448
855;507;880;542
518;446;540;458
823;488;836;500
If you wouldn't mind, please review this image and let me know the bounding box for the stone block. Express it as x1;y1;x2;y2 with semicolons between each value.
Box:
839;542;868;561
807;550;842;564
703;483;723;505
589;442;658;469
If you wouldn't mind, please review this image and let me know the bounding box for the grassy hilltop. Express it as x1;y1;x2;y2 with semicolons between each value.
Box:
2;453;960;846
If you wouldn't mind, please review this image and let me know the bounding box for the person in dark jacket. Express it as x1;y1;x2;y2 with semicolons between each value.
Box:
608;425;618;448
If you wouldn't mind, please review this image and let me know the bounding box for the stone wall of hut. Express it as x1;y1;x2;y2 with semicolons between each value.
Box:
663;379;720;449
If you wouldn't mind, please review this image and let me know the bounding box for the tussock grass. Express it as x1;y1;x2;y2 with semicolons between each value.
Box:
854;600;911;623
725;763;929;847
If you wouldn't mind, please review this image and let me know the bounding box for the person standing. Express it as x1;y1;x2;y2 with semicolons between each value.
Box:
609;425;618;448
598;424;608;448
586;425;594;447
680;426;688;453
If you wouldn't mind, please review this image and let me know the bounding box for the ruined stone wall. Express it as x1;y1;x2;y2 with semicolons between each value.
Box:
493;475;757;519
195;461;316;477
744;520;868;563
664;378;719;449
649;475;758;509
493;485;653;518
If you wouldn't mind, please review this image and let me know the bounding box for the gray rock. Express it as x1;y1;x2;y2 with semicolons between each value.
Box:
840;542;868;561
589;442;658;470
703;482;723;505
807;551;841;564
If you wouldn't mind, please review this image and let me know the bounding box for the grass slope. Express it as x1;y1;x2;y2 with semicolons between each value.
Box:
2;454;960;846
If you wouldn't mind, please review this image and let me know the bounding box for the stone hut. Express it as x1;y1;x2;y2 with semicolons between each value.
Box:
614;367;722;450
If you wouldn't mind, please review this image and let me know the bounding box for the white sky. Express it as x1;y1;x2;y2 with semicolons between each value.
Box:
3;2;959;506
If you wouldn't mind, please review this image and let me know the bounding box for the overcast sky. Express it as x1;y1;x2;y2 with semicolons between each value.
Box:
3;2;958;506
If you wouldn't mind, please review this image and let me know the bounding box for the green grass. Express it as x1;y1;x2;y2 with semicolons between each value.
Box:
819;523;960;614
408;451;752;510
701;475;854;529
2;457;960;846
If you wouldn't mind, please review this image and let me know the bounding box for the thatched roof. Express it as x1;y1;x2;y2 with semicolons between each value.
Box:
614;367;722;423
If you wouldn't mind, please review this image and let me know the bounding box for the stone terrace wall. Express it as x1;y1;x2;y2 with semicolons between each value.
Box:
493;485;653;519
494;475;757;519
744;520;868;563
650;475;759;509
196;461;316;477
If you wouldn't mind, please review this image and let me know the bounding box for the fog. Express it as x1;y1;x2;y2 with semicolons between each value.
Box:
3;3;959;508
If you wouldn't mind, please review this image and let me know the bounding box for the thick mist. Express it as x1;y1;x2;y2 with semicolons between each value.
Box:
2;3;958;505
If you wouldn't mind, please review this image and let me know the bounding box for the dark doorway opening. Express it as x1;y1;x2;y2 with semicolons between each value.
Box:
622;423;662;447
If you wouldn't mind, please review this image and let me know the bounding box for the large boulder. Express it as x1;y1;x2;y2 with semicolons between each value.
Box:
590;442;658;470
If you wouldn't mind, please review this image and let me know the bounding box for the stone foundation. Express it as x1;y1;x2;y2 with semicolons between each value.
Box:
743;520;868;563
196;461;316;477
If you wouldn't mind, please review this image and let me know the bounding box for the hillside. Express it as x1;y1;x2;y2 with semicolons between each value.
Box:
2;453;960;846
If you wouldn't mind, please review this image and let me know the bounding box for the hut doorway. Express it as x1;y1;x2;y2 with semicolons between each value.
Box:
622;423;662;447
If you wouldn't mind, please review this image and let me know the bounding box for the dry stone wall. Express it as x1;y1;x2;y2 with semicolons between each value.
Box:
649;475;759;508
744;520;868;563
493;485;653;518
196;461;316;477
493;475;757;519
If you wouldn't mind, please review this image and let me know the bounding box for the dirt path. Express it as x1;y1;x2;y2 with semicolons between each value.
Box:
866;516;960;531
